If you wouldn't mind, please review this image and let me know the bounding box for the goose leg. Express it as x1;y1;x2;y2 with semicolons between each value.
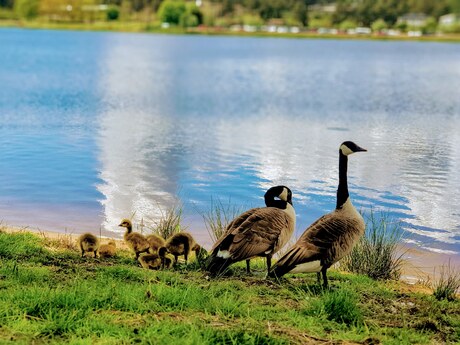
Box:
316;272;321;284
184;253;188;265
94;250;97;258
246;260;251;274
81;249;85;257
321;267;328;288
266;255;272;275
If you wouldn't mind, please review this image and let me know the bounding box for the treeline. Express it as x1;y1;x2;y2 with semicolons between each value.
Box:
0;0;459;30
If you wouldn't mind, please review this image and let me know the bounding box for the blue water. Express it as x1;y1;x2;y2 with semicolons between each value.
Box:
1;29;460;257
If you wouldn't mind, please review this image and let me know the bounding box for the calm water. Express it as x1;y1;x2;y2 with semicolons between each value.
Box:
1;29;460;258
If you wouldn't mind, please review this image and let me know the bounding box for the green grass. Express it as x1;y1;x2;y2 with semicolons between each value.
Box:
432;261;460;302
0;231;459;344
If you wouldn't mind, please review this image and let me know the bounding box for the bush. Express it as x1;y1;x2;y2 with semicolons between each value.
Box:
14;0;39;19
158;0;186;25
106;6;119;21
371;18;387;32
341;211;404;280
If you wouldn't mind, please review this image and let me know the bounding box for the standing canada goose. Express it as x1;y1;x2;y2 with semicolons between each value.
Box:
78;233;99;258
146;234;166;254
206;185;296;277
269;141;367;288
119;219;150;259
138;247;172;270
165;232;202;265
99;240;117;258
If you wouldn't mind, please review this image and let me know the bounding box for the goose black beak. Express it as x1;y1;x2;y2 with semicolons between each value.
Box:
356;146;367;152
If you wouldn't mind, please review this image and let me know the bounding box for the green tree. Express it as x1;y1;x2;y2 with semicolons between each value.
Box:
292;0;307;26
14;0;39;19
158;0;186;24
371;18;387;31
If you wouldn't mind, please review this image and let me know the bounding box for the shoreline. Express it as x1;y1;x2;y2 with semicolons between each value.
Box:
2;20;460;43
3;224;458;285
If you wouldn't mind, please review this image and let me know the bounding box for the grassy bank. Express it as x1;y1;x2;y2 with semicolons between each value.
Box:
0;230;459;344
2;19;460;43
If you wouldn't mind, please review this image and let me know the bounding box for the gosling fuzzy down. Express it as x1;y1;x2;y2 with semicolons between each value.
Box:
78;233;99;258
165;232;203;265
99;240;117;258
118;219;150;259
139;247;172;270
146;234;166;254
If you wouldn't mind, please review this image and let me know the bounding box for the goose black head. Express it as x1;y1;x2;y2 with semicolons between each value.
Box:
264;185;293;206
340;141;367;156
118;218;132;228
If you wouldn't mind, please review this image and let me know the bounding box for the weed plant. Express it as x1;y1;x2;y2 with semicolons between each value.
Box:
342;211;405;280
150;203;185;239
432;261;460;301
201;197;244;243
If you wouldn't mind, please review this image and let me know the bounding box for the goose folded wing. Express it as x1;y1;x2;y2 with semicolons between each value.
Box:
227;208;291;261
211;207;260;252
298;213;361;251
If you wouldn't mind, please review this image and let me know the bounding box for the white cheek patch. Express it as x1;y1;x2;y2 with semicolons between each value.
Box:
279;188;288;202
217;250;231;259
289;260;322;274
340;145;354;156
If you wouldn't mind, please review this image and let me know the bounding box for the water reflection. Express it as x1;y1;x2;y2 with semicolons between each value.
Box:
2;30;460;258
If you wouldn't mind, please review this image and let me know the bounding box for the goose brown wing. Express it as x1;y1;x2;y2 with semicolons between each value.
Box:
273;213;356;270
211;208;260;252
224;207;292;262
297;212;357;251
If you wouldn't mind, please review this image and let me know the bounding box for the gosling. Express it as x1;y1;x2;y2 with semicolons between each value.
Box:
118;219;150;259
165;232;203;266
139;247;172;270
78;233;99;258
99;240;117;258
146;233;166;254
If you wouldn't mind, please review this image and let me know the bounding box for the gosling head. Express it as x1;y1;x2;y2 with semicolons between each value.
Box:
118;219;132;228
158;246;168;257
340;141;367;156
265;185;293;205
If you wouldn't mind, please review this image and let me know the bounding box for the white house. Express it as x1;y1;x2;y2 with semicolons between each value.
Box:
397;13;428;27
439;13;460;26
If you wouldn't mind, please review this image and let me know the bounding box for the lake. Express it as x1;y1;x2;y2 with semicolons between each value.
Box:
1;28;459;263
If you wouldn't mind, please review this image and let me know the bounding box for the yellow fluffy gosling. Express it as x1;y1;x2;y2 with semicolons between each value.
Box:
165;232;203;265
118;219;150;259
78;233;99;258
99;240;117;258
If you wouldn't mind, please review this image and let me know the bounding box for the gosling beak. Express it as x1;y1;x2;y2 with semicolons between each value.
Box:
118;223;123;227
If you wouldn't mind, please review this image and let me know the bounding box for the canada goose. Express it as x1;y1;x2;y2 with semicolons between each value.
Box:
99;240;117;258
269;141;367;288
206;185;296;277
138;247;172;270
146;234;166;254
78;233;99;258
165;232;202;265
118;219;150;259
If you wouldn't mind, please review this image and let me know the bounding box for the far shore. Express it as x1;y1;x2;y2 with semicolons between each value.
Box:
2;20;460;43
3;224;459;285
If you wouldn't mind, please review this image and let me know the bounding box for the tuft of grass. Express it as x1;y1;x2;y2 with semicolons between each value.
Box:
0;231;51;262
201;197;244;243
432;261;460;301
150;203;185;239
304;288;363;326
341;211;405;280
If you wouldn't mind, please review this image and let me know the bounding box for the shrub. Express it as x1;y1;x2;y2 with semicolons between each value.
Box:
14;0;39;19
106;6;119;21
158;0;186;25
432;261;460;301
341;211;404;280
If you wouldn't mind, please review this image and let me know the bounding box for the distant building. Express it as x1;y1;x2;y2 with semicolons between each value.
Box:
439;13;460;26
308;4;337;13
397;13;428;27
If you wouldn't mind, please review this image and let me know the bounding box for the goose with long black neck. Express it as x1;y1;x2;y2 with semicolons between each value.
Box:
206;186;296;277
268;141;366;287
